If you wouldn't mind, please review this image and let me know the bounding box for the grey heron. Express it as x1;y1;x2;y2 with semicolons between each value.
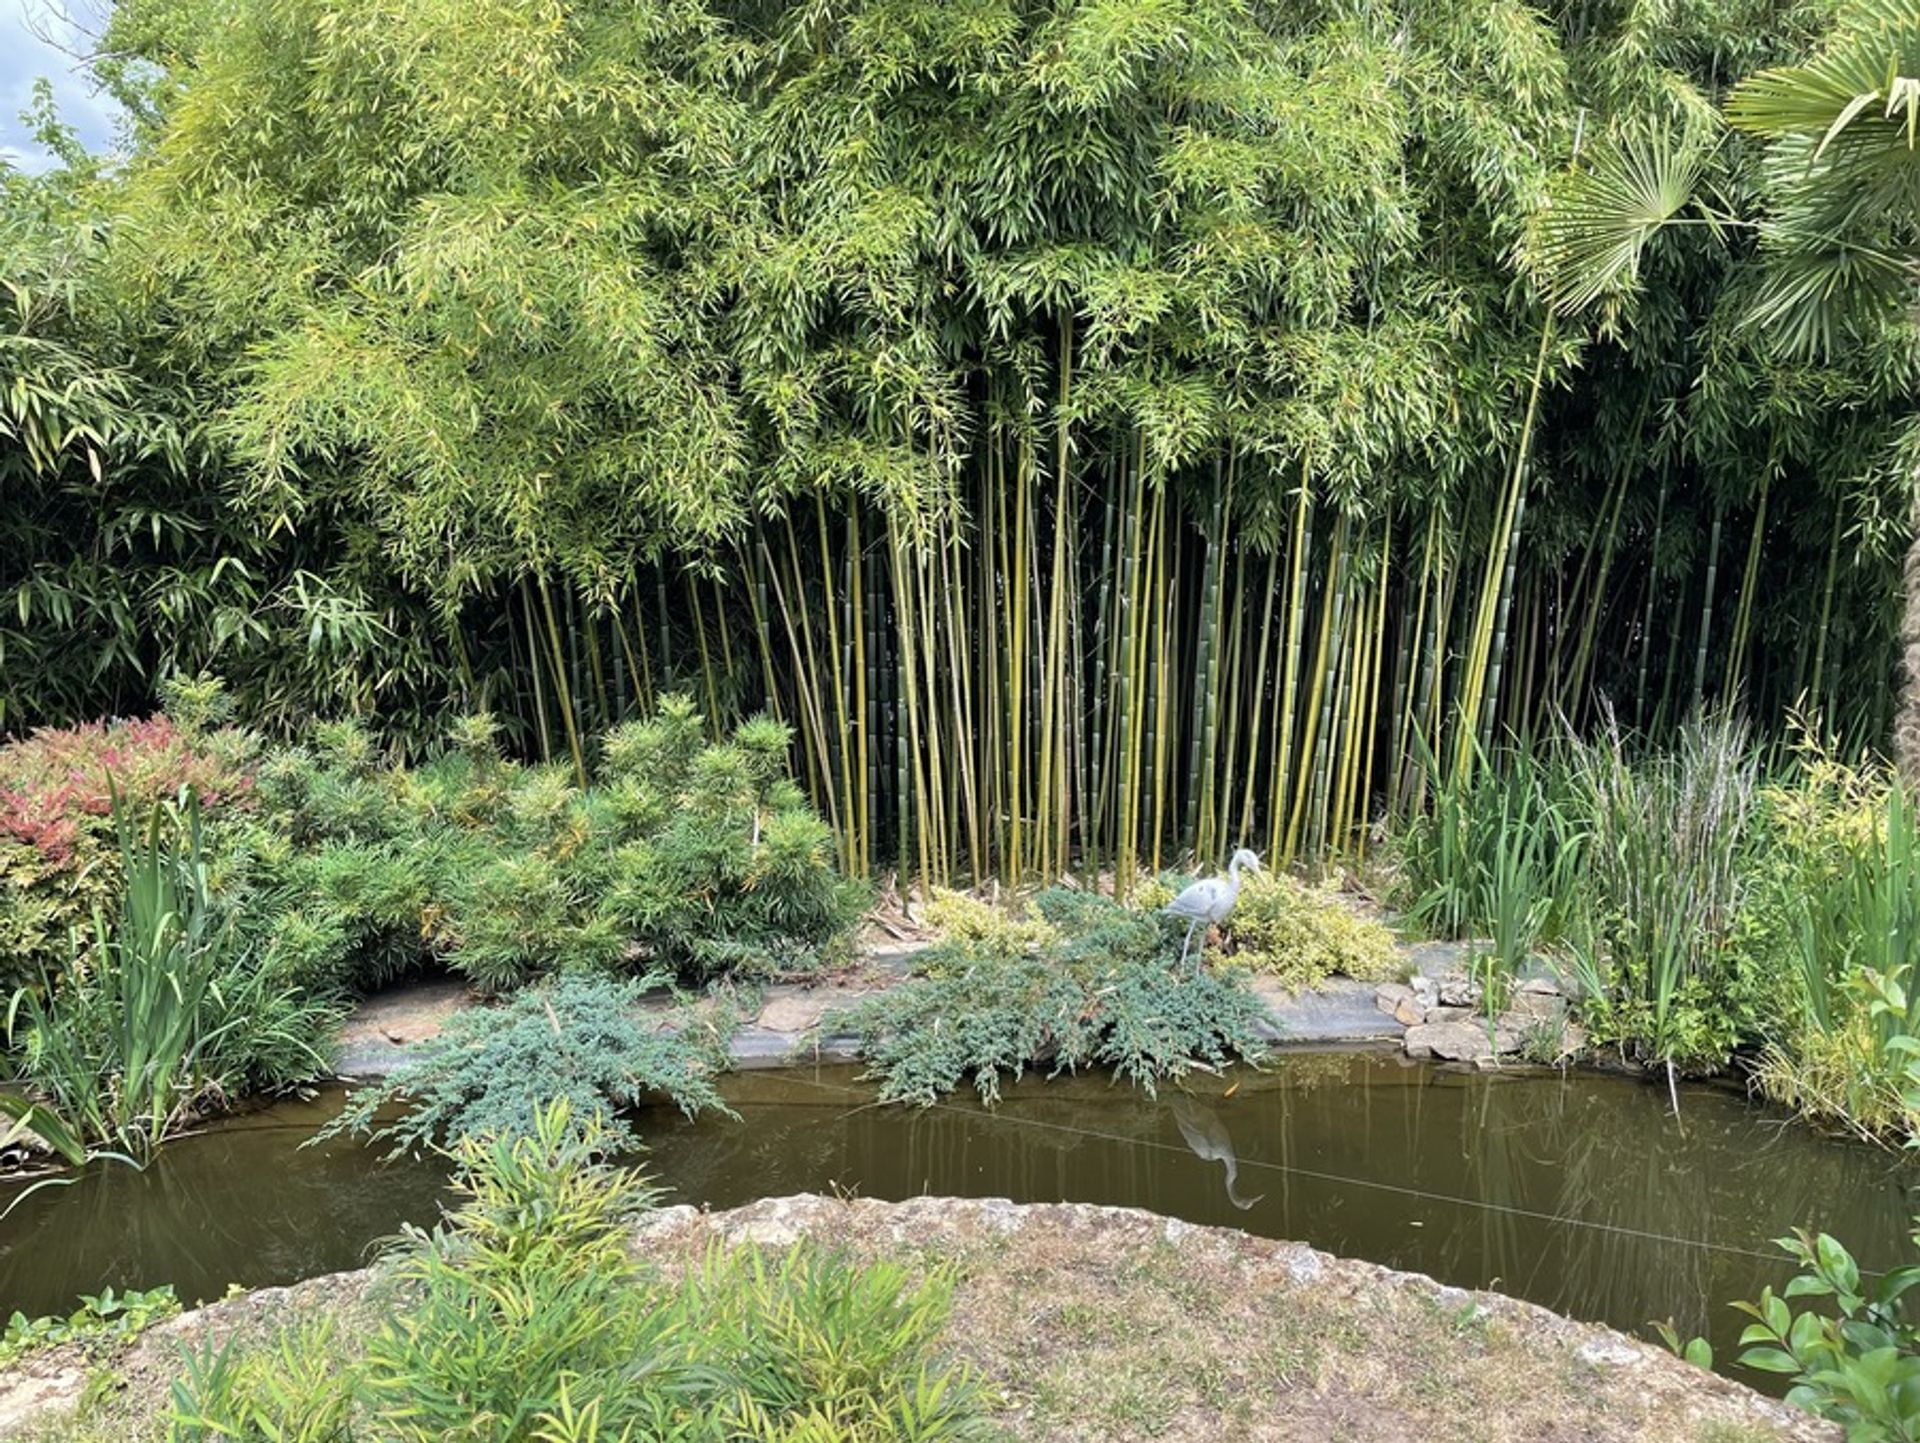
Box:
1170;1092;1264;1210
1163;847;1260;967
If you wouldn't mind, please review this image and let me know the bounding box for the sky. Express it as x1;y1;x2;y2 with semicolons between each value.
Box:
1;0;122;171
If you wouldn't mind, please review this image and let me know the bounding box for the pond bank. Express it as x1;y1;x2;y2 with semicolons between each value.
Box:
0;1193;1833;1443
333;937;1506;1079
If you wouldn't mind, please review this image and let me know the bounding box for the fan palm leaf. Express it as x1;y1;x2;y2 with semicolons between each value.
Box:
1727;0;1920;359
1534;130;1707;316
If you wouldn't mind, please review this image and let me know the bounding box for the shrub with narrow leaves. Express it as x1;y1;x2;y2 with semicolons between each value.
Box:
250;696;864;992
316;974;738;1153
831;889;1268;1106
173;1102;994;1441
1216;873;1397;990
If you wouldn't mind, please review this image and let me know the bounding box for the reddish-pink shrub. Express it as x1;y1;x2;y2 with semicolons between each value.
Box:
0;716;256;864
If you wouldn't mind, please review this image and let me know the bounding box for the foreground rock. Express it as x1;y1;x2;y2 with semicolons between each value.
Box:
1382;968;1584;1065
1;1196;1832;1443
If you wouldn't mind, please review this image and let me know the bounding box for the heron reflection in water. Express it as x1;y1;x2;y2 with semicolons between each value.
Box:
1169;1091;1264;1211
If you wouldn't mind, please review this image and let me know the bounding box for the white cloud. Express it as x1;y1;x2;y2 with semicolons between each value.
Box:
0;0;123;171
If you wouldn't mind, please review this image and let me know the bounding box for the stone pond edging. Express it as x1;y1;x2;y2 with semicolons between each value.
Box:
335;938;1565;1080
0;1194;1835;1441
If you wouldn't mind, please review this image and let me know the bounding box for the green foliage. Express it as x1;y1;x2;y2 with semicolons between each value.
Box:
1563;714;1763;1069
169;1318;357;1443
316;974;736;1154
1651;1318;1715;1372
249;697;863;994
1215;873;1397;991
1734;1221;1920;1441
171;1100;992;1442
688;1245;991;1443
919;891;1059;963
1;1287;180;1367
1759;775;1920;1141
359;1102;671;1441
1400;716;1763;1071
1397;739;1584;953
1392;716;1920;1139
0;1091;88;1167
1726;1;1920;360
5;792;339;1161
5;0;1905;891
831;890;1267;1107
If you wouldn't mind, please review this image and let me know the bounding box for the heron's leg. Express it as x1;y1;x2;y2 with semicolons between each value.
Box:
1178;917;1199;967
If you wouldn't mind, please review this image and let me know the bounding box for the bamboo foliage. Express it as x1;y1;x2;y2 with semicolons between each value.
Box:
2;0;1914;886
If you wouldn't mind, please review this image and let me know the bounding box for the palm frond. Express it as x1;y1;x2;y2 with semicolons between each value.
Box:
1534;131;1706;315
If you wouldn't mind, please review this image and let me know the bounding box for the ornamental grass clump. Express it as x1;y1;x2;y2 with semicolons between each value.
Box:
1758;771;1920;1143
1564;712;1762;1075
830;889;1268;1107
172;1101;993;1442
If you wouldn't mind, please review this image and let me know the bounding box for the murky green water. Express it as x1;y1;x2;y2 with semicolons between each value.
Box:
4;1050;1915;1383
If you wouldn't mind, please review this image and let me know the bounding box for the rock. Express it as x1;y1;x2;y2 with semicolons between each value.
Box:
1422;1005;1476;1026
1281;1245;1324;1283
1577;1337;1644;1368
0;1366;85;1435
1409;975;1438;1010
1437;974;1482;1007
1404;1019;1523;1063
1374;982;1414;1016
1518;976;1561;996
1374;982;1427;1026
1507;990;1564;1023
756;991;839;1034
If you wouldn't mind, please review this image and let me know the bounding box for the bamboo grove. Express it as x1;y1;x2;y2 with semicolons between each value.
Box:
4;0;1915;886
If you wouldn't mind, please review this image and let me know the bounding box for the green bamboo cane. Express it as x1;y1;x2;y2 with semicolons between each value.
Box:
1810;503;1843;717
1458;319;1554;779
517;579;553;764
1724;476;1770;701
536;572;587;784
1114;439;1145;895
1270;462;1313;861
1635;481;1669;728
1693;500;1724;710
1239;542;1281;842
1286;516;1346;862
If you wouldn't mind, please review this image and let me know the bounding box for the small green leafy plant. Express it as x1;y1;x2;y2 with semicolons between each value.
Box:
1;1286;180;1365
1733;1222;1920;1441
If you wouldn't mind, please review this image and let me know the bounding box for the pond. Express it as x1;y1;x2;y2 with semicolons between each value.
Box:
3;1049;1915;1387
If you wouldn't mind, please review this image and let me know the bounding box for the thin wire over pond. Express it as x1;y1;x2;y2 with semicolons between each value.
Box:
2;1051;1913;1387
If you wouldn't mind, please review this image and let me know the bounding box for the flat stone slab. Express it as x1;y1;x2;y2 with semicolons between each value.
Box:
1251;975;1406;1045
754;980;880;1035
730;1027;863;1070
335;978;474;1078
